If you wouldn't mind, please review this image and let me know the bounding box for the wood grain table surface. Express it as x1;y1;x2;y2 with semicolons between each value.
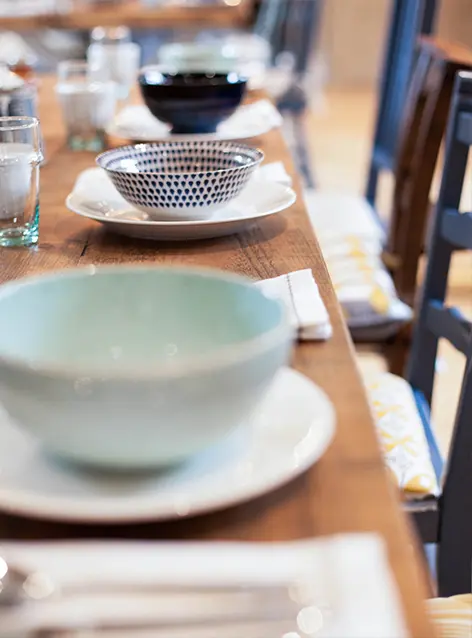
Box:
0;77;434;637
0;0;253;30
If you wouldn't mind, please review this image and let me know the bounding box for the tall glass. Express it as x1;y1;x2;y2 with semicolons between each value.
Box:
0;116;42;248
88;27;141;102
55;60;116;151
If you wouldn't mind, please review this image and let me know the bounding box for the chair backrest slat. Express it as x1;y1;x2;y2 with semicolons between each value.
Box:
426;303;472;355
365;0;439;205
284;0;323;75
441;209;472;250
413;389;444;481
457;111;472;144
254;0;323;76
254;0;286;46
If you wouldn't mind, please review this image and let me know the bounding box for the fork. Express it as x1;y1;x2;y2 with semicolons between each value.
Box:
33;616;310;638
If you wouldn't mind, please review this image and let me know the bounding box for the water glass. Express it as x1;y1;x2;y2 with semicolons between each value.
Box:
0;116;42;247
55;60;116;151
88;27;141;102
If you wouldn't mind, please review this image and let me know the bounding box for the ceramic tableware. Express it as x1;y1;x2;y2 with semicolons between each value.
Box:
0;368;334;522
138;67;247;135
96;141;264;221
66;167;296;241
106;99;283;142
0;265;293;470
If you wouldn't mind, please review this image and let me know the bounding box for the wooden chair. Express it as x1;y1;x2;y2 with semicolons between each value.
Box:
306;1;447;369
387;38;472;303
347;30;472;377
427;594;472;637
379;37;472;374
402;70;472;596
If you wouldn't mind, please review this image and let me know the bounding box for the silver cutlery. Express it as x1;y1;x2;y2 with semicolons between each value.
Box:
0;560;317;605
0;557;327;637
32;615;312;637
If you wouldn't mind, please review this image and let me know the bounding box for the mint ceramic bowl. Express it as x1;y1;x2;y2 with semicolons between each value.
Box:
0;266;293;470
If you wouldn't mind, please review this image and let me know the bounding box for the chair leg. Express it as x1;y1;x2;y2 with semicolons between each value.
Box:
383;324;411;376
288;111;316;189
422;543;438;596
365;164;379;207
437;490;472;596
436;354;472;596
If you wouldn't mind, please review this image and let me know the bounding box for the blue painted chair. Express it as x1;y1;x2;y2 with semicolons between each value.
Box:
406;70;472;596
365;0;438;207
261;0;324;189
370;70;472;596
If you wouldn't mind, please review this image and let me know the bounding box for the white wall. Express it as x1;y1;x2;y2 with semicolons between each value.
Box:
320;0;472;88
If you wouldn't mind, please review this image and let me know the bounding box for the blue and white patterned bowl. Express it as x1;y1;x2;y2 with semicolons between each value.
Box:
96;141;264;220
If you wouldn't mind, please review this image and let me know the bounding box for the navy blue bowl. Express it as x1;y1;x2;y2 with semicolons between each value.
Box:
138;68;247;135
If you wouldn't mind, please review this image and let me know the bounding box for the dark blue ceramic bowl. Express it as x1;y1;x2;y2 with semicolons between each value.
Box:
138;68;247;135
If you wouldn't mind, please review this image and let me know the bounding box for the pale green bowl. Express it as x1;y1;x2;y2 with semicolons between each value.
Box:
0;266;293;470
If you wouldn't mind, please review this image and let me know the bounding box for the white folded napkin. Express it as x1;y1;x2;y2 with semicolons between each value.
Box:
111;99;283;140
0;0;55;16
72;161;292;210
255;160;292;186
0;534;406;638
257;269;332;341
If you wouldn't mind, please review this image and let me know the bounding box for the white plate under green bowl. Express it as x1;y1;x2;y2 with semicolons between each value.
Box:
0;368;335;523
66;179;296;241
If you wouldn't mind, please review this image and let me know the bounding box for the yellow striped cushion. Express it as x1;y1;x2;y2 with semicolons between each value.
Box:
366;373;440;496
427;595;472;637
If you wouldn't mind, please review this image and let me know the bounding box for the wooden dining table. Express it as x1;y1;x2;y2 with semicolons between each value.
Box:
0;0;253;31
0;76;435;636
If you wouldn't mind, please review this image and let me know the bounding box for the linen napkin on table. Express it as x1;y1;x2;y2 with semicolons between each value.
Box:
0;534;407;638
257;269;332;341
255;160;293;186
111;99;283;140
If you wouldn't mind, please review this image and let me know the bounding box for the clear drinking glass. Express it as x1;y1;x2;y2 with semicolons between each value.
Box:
88;27;141;102
55;60;116;151
0;116;42;247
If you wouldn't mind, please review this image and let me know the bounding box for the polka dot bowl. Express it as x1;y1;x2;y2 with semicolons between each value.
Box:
96;141;264;221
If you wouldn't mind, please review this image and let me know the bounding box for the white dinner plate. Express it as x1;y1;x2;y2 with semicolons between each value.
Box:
66;180;296;242
106;100;283;142
0;368;335;524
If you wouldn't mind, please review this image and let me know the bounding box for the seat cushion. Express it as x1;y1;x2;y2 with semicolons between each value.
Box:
304;190;412;334
304;190;385;245
427;595;472;638
366;373;440;497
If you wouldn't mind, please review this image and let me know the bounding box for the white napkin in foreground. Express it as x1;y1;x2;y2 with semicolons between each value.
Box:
72;161;292;209
258;269;332;341
0;534;406;638
111;99;283;140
